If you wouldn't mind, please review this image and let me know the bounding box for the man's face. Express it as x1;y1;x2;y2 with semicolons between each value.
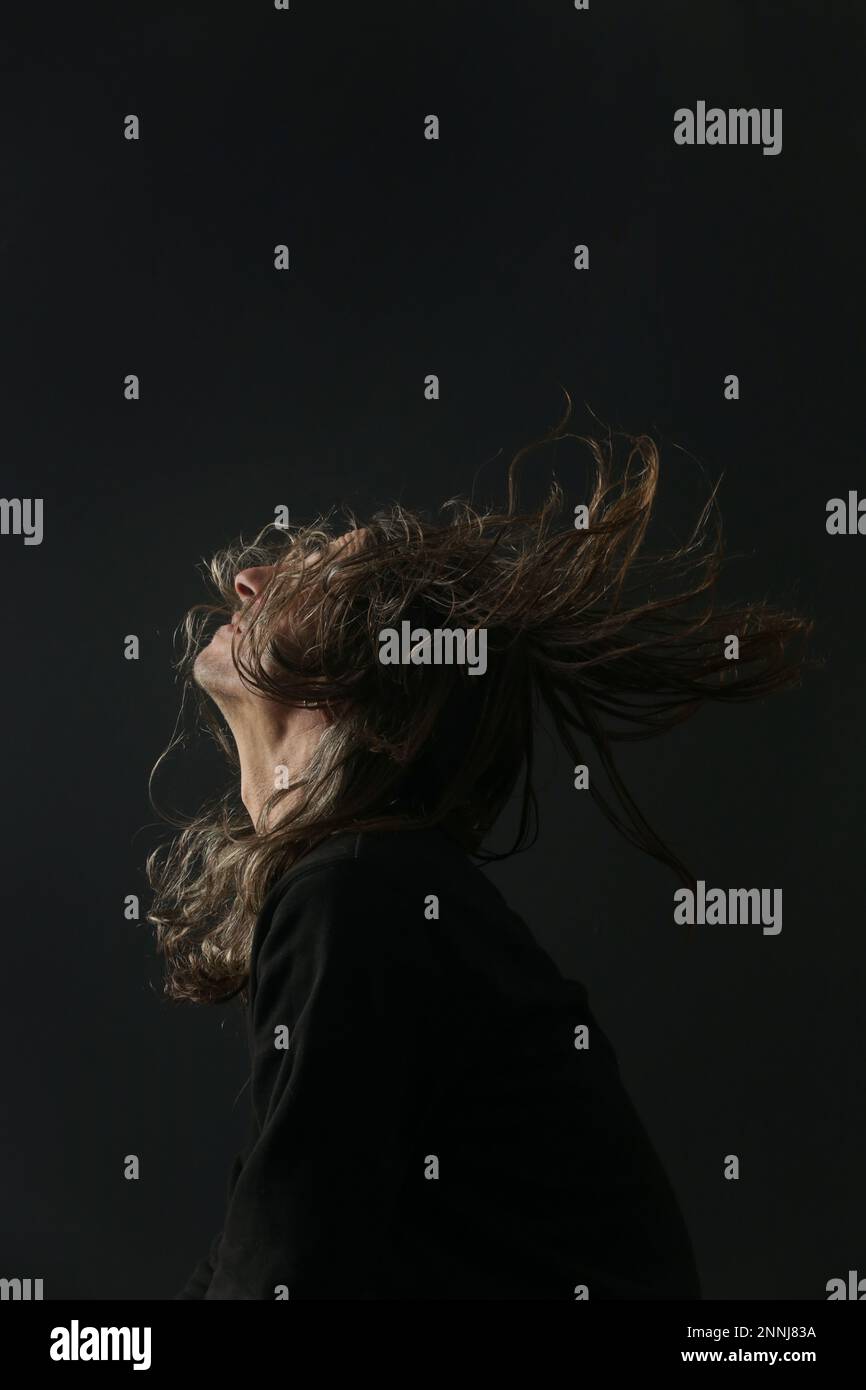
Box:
193;529;363;710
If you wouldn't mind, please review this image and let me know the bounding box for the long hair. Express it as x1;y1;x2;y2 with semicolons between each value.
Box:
147;400;813;1004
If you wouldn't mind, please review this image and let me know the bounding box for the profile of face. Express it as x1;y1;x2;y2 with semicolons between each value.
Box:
193;562;274;709
193;528;363;717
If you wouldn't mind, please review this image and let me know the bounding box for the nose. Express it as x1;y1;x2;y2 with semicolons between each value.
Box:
234;564;274;603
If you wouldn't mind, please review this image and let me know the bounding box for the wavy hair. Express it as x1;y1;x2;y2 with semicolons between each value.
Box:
147;400;813;1004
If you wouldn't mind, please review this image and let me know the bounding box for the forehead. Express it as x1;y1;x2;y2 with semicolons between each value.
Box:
309;528;367;563
287;527;366;572
331;527;367;555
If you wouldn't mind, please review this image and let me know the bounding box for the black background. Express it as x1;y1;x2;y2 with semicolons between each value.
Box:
1;0;863;1299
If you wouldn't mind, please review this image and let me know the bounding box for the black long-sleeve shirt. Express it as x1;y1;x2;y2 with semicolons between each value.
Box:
175;825;700;1300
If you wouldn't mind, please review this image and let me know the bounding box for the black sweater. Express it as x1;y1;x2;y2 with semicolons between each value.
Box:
175;825;700;1300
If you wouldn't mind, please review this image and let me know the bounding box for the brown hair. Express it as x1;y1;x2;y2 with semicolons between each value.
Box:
147;399;813;1004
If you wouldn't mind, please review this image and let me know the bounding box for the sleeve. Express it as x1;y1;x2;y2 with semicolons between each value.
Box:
173;1143;249;1299
201;857;438;1300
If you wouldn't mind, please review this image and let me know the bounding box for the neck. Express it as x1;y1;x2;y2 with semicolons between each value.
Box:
226;701;330;828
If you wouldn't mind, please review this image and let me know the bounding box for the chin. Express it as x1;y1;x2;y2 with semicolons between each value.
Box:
193;641;236;699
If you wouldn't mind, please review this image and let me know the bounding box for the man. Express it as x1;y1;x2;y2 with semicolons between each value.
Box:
149;415;809;1299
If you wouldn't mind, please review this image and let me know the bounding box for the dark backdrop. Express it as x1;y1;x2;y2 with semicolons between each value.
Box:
1;0;863;1299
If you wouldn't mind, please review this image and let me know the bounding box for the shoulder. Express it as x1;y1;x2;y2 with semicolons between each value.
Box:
258;825;472;930
250;828;454;993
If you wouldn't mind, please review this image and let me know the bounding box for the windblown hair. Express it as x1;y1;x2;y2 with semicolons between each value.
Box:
148;400;813;1004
